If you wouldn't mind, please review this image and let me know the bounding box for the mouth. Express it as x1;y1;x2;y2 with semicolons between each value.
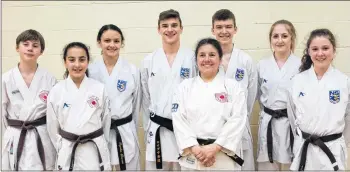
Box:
201;64;214;67
72;68;83;73
24;53;35;57
315;57;327;63
218;34;231;39
165;33;176;38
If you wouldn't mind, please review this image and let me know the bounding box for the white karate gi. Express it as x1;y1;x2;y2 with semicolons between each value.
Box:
256;54;301;169
140;47;197;170
172;73;247;170
89;57;141;170
46;75;111;170
287;65;350;170
221;47;258;170
1;66;57;170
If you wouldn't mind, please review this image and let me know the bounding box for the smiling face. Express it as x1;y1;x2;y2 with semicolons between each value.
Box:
98;29;123;59
308;36;335;70
64;47;89;81
212;19;237;46
270;24;293;54
158;17;183;45
197;44;221;78
16;40;42;63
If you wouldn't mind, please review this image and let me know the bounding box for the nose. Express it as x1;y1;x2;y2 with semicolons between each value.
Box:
316;49;324;56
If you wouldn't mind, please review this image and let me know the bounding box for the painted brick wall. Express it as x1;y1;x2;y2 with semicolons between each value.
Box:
2;1;350;170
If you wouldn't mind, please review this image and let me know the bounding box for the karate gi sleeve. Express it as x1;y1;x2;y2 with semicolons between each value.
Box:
256;62;263;110
140;61;151;131
101;90;111;143
287;82;298;136
215;83;247;154
1;79;8;138
246;58;258;121
46;92;60;150
132;69;142;129
172;85;198;154
344;78;350;148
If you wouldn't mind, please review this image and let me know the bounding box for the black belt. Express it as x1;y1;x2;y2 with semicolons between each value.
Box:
110;114;133;171
197;138;244;167
264;106;294;163
7;116;47;171
59;127;104;171
150;112;173;169
298;131;342;171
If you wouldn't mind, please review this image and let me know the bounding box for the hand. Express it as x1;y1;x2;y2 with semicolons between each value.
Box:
191;145;205;162
201;144;222;167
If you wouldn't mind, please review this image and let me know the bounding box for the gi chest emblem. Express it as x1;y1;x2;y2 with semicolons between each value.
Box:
117;80;127;92
215;92;228;103
87;96;99;108
235;68;244;81
180;67;190;79
38;90;49;103
329;90;340;104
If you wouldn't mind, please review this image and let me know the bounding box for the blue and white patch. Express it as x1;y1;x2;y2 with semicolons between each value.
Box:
329;90;340;104
117;80;127;92
172;103;179;112
180;67;190;79
299;92;305;97
235;68;245;81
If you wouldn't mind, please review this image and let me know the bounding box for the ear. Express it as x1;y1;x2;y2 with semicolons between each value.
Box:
211;27;215;36
157;26;161;35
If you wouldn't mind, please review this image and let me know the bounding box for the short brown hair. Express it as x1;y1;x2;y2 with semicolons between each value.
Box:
16;29;45;53
158;9;182;28
212;9;237;28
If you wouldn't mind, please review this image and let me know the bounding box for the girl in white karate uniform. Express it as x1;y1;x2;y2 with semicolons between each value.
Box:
172;38;247;170
2;29;57;170
89;24;141;171
257;20;301;170
287;28;350;171
46;42;111;171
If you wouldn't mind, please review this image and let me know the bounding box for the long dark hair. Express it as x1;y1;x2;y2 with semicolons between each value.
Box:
299;28;336;73
62;42;91;79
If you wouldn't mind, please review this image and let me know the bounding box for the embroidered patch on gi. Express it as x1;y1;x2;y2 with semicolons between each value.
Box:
87;96;99;108
147;131;153;144
172;103;179;112
186;156;195;164
263;78;268;83
38;90;49;103
58;165;62;171
180;67;190;79
11;90;20;95
329;90;340;104
117;80;127;92
235;68;245;81
63;103;70;108
215;92;228;103
299;92;305;97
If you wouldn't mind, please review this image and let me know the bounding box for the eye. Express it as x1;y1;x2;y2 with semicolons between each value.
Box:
114;40;120;43
272;34;279;39
282;35;289;38
226;25;233;29
162;24;168;28
171;23;178;28
216;25;222;29
311;47;318;51
68;58;75;62
104;39;111;43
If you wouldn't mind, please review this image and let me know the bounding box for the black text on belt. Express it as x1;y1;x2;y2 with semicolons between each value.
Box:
110;114;132;171
298;131;342;171
59;127;104;171
197;138;244;166
7;116;47;171
264;106;294;163
150;112;174;169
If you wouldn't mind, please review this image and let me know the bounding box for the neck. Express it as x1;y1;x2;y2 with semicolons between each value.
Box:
103;54;119;67
221;43;233;55
274;51;291;62
314;65;330;80
200;73;216;83
18;61;37;74
71;76;84;88
163;41;180;55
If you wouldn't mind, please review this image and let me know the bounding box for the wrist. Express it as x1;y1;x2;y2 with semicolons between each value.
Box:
214;144;222;152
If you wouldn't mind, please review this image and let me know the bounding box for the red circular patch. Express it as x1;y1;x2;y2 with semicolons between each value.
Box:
92;101;96;105
220;95;224;99
43;96;47;99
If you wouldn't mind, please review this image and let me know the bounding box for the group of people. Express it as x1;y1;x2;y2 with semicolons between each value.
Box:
1;8;349;171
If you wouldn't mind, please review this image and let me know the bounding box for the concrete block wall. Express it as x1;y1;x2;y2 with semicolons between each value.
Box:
2;1;350;170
